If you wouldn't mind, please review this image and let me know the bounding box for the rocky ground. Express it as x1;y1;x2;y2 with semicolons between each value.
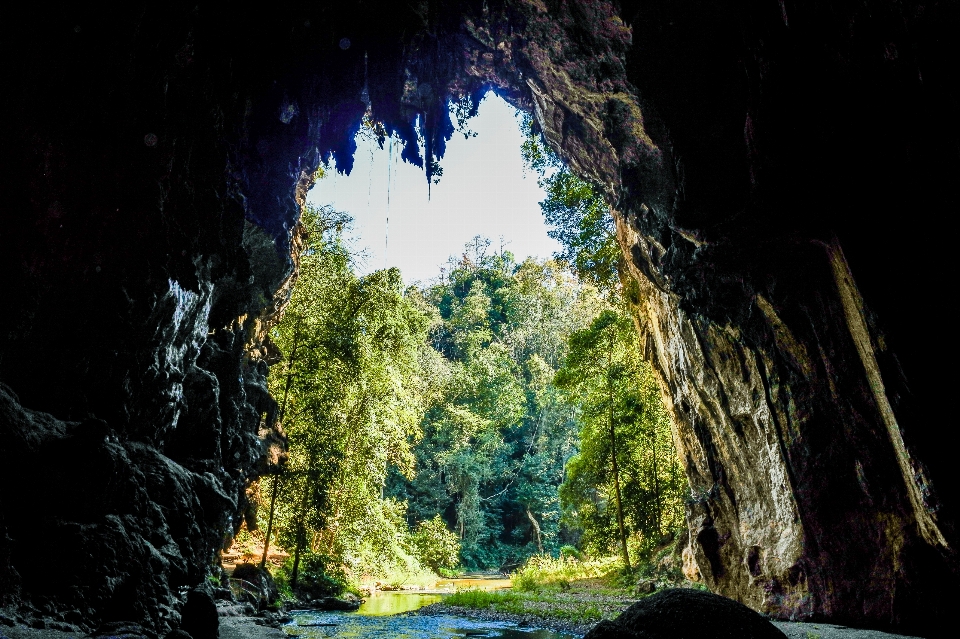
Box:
416;602;928;639
1;606;930;639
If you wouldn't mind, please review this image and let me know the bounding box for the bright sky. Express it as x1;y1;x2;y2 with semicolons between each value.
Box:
306;93;562;285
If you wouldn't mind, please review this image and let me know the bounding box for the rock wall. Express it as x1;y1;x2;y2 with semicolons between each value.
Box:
0;0;956;635
457;4;958;631
405;0;960;632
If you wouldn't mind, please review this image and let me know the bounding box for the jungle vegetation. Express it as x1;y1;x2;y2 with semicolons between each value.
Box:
244;116;687;595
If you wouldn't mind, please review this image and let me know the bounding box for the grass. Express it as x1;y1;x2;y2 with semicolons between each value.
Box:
375;567;438;590
442;538;705;627
512;555;625;592
443;557;640;625
445;587;621;624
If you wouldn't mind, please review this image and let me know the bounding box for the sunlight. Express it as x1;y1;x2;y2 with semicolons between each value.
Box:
307;92;562;284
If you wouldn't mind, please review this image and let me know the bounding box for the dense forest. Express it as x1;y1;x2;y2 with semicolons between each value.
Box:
240;118;687;593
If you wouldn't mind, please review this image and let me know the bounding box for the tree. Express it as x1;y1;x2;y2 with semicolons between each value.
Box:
556;307;685;567
521;116;621;292
261;203;440;582
388;240;602;569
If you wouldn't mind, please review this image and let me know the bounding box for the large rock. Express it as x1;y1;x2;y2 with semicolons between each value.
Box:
0;383;233;630
584;589;787;639
180;589;219;639
229;564;278;608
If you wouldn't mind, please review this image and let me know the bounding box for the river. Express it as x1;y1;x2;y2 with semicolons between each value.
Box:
283;589;576;639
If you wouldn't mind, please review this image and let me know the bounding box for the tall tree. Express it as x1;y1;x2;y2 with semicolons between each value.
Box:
262;204;440;580
556;308;686;564
388;240;601;569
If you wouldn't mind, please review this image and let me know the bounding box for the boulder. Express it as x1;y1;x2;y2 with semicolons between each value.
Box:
180;589;218;639
230;564;278;608
305;597;361;612
92;621;155;639
584;589;786;639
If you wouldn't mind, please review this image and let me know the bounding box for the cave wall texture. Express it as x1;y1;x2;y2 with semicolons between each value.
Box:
0;0;956;635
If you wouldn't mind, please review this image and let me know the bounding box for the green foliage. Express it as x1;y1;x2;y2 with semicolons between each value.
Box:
409;515;461;573
446;588;519;609
263;203;442;583
559;545;581;560
387;240;604;570
556;307;686;563
511;555;622;593
273;552;349;600
260;127;689;590
521;116;621;293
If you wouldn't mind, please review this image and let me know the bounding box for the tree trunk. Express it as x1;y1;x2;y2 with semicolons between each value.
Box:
291;521;304;588
260;317;301;568
526;507;544;554
608;327;630;572
259;475;282;569
651;421;662;537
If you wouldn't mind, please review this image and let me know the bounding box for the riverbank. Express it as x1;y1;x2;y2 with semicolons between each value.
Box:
415;598;927;639
416;600;595;636
1;604;928;639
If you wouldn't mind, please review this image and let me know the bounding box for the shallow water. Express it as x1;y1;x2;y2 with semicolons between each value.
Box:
357;592;446;616
285;592;575;639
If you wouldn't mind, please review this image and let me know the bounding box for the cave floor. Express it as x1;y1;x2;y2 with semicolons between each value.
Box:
0;615;928;639
772;621;923;639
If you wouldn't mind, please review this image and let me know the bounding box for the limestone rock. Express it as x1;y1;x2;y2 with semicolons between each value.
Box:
180;589;218;639
584;589;787;639
304;597;361;612
229;564;278;608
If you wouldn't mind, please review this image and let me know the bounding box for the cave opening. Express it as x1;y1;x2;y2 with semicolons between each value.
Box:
309;90;562;284
247;84;691;592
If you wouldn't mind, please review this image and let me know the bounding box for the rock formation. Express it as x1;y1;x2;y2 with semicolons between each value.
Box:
583;588;787;639
0;1;955;635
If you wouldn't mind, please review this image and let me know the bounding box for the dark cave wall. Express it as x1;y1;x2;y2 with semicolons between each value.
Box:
455;2;958;628
0;1;370;631
607;0;958;631
0;0;957;635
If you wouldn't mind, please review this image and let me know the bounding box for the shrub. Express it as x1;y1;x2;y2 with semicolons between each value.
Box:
559;545;581;560
273;552;348;600
408;515;461;574
511;554;622;592
446;588;519;610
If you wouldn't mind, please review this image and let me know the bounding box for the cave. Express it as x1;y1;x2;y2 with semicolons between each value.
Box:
1;1;956;636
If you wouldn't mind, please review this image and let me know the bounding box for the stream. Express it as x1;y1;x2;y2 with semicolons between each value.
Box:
283;590;576;639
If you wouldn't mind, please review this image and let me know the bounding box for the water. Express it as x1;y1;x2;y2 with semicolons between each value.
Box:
284;591;575;639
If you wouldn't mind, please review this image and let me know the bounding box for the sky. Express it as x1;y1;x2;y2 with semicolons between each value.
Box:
306;93;562;285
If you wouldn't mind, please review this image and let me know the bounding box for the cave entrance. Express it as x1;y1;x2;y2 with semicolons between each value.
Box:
248;87;690;588
309;91;561;283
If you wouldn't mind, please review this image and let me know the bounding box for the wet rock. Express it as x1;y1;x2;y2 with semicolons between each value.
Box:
212;588;234;602
253;611;292;628
93;621;155;639
305;597;361;612
230;564;278;608
180;589;218;639
584;589;786;639
215;603;256;618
